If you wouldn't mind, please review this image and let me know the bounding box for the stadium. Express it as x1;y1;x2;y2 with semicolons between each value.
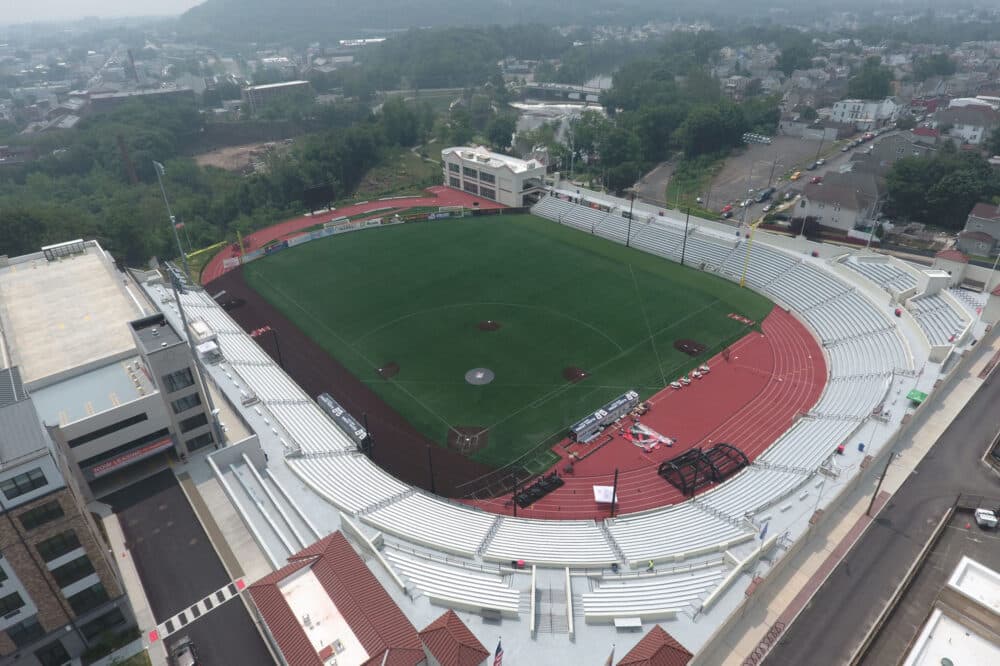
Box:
140;156;994;661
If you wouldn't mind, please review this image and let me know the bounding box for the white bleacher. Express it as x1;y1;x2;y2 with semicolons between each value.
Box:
843;256;918;292
385;549;520;616
826;329;911;376
757;417;858;472
531;195;574;222
288;453;410;513
233;364;309;403
721;242;797;289
594;214;631;244
631;221;684;261
696;467;809;519
606;503;754;564
582;567;726;622
483;518;614;566
811;374;890;418
268;403;354;453
216;334;274;365
362;493;497;557
680;231;736;270
768;263;849;311
799;291;891;343
568;205;611;232
909;294;967;346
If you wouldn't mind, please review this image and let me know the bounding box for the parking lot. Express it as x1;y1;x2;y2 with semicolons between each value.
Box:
705;135;828;214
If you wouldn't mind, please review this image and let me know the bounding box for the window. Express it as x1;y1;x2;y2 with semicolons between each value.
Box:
178;413;208;433
185;432;214;451
34;639;70;666
19;500;64;531
67;413;149;447
462;181;478;194
0;563;7;583
51;555;95;588
0;591;25;615
78;429;169;470
80;608;126;641
449;176;460;188
447;162;459;173
36;530;80;562
170;393;202;415
480;186;496;201
478;171;496;184
67;583;108;615
8;616;45;647
1;468;47;500
462;166;477;178
161;368;194;393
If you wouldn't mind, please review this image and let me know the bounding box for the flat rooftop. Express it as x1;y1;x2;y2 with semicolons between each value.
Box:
130;314;183;354
902;608;1000;666
31;357;156;426
278;566;369;665
442;145;543;173
0;248;141;385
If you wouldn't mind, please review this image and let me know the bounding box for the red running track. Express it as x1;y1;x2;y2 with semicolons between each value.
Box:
466;307;827;519
200;186;503;284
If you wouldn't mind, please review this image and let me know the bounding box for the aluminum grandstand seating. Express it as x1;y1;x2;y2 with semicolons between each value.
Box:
531;195;574;221
810;374;890;418
799;291;892;343
720;242;797;289
826;330;911;377
385;549;521;616
695;467;809;518
767;263;849;311
630;221;684;261
581;567;726;622
843;257;918;292
756;417;858;471
678;231;737;270
594;214;633;244
268;403;355;453
908;294;967;346
287;454;410;513
215;334;275;366
361;493;498;557
233;364;310;403
483;518;615;566
606;503;754;564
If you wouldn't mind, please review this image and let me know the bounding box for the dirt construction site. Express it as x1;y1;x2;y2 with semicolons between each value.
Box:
193;141;292;172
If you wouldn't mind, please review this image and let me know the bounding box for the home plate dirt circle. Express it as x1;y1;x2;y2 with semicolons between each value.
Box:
477;319;502;331
465;368;495;385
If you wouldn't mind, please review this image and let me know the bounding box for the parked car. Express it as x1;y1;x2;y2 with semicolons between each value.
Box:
721;204;733;214
809;176;823;184
762;203;773;212
790;171;802;181
816;158;825;166
171;637;198;666
756;187;776;203
805;161;818;171
841;145;850;152
722;210;733;218
784;191;795;201
975;508;998;529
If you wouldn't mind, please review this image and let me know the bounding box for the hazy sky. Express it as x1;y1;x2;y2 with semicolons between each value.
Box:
4;0;202;24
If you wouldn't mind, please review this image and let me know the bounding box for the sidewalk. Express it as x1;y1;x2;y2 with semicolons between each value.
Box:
703;335;1000;666
101;513;169;666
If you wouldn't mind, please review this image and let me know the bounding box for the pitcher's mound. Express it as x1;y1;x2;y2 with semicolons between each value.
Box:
377;361;400;379
465;368;495;385
563;366;588;383
674;339;707;356
478;319;502;331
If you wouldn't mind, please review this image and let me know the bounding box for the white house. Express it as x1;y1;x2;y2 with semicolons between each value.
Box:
830;98;900;131
441;146;546;207
796;171;879;233
933;105;1000;145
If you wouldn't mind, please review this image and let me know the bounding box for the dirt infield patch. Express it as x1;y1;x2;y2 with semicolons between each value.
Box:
377;362;400;379
477;319;502;331
674;339;707;356
447;426;489;453
562;366;588;383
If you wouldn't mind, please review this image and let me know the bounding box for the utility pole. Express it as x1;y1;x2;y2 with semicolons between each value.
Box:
867;452;896;516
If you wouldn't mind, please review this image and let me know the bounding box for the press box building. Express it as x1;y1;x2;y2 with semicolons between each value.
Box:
441;145;546;207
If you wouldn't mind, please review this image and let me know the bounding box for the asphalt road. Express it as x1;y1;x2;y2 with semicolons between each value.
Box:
765;361;1000;665
105;470;274;666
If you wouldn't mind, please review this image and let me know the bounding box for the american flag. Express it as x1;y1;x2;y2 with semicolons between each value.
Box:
493;639;503;666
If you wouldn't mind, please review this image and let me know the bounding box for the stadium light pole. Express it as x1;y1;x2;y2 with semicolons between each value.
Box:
681;206;691;266
153;160;191;279
626;189;636;247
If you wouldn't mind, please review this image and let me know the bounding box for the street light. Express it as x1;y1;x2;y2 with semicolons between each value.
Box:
153;160;191;279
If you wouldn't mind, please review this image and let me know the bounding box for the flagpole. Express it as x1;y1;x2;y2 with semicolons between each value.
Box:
154;160;191;278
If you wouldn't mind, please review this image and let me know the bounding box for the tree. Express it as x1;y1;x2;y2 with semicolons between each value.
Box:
913;53;956;81
381;96;419;146
985;128;1000;157
847;57;893;99
486;114;517;151
777;41;815;76
799;106;818;121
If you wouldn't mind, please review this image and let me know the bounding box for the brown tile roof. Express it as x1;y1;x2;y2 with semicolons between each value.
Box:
617;625;693;666
935;249;970;263
248;532;425;666
969;202;1000;221
960;230;996;243
419;610;489;666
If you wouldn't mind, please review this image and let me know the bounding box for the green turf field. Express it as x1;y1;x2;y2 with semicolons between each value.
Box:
243;214;772;469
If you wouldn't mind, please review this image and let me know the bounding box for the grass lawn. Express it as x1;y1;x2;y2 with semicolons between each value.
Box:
665;153;726;219
352;148;440;199
243;214;772;467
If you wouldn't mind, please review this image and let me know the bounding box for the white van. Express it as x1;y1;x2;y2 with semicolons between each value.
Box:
974;508;998;529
